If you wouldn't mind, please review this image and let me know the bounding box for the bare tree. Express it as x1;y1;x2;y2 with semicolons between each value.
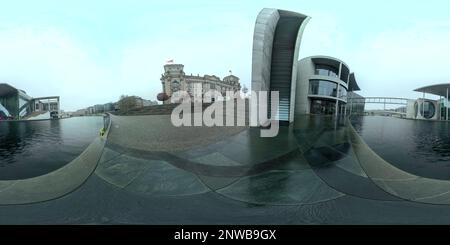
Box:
118;95;137;112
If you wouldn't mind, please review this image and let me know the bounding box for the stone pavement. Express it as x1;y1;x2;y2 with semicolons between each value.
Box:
3;114;450;224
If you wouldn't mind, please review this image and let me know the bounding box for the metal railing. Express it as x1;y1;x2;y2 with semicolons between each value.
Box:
348;97;409;105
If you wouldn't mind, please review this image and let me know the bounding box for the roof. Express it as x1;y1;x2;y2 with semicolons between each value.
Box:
224;74;239;80
0;83;19;97
414;83;450;97
306;55;350;71
348;73;360;92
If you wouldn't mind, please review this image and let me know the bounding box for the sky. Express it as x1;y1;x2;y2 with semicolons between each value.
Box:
1;0;450;111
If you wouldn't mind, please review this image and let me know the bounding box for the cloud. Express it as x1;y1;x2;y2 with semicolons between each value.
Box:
118;14;254;103
0;10;255;111
0;26;115;111
2;7;449;113
300;12;347;58
349;20;450;99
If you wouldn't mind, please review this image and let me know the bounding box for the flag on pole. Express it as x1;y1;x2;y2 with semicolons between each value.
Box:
166;59;174;64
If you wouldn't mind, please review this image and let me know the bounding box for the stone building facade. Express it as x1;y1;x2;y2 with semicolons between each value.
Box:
160;64;241;103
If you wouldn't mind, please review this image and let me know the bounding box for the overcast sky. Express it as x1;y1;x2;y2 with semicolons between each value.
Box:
1;0;450;111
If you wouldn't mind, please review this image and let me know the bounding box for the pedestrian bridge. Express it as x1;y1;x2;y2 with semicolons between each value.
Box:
349;97;409;106
348;97;409;115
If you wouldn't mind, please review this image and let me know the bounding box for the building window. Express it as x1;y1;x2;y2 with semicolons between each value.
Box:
171;80;180;92
340;65;350;83
309;80;338;97
310;99;336;115
314;64;339;78
419;101;436;119
338;85;347;99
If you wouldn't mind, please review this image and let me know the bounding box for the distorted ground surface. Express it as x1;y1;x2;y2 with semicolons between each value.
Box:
2;114;450;224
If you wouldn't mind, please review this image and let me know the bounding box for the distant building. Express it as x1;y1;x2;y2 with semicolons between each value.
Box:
404;84;450;121
394;106;407;114
142;99;158;107
72;108;89;116
71;97;156;116
160;64;241;104
94;104;104;114
113;102;119;111
0;83;60;120
117;96;157;111
347;92;365;115
103;103;114;112
87;106;94;115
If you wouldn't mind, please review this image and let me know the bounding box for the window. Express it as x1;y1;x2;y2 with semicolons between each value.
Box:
314;64;339;78
309;80;338;97
419;101;436;119
340;65;350;83
310;99;336;115
171;80;180;92
338;85;347;99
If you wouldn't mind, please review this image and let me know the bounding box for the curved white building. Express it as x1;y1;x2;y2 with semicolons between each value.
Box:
251;9;361;124
295;56;360;115
251;8;310;123
411;83;450;120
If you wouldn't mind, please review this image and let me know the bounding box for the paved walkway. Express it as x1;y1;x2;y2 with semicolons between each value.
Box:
3;114;450;224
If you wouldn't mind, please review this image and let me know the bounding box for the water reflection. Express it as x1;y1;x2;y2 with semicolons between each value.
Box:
351;116;450;180
0;117;103;180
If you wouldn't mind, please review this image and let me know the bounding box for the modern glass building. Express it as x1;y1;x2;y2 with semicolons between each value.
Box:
410;83;450;120
0;83;33;119
295;56;361;116
347;91;366;115
0;83;60;120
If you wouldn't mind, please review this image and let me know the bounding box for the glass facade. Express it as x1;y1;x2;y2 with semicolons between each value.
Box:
309;80;337;97
338;85;347;100
310;99;336;115
347;92;365;115
314;64;339;78
0;93;18;118
419;101;436;119
340;65;350;83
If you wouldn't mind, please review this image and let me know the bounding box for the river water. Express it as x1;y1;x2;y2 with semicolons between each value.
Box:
0;117;103;180
351;116;450;180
